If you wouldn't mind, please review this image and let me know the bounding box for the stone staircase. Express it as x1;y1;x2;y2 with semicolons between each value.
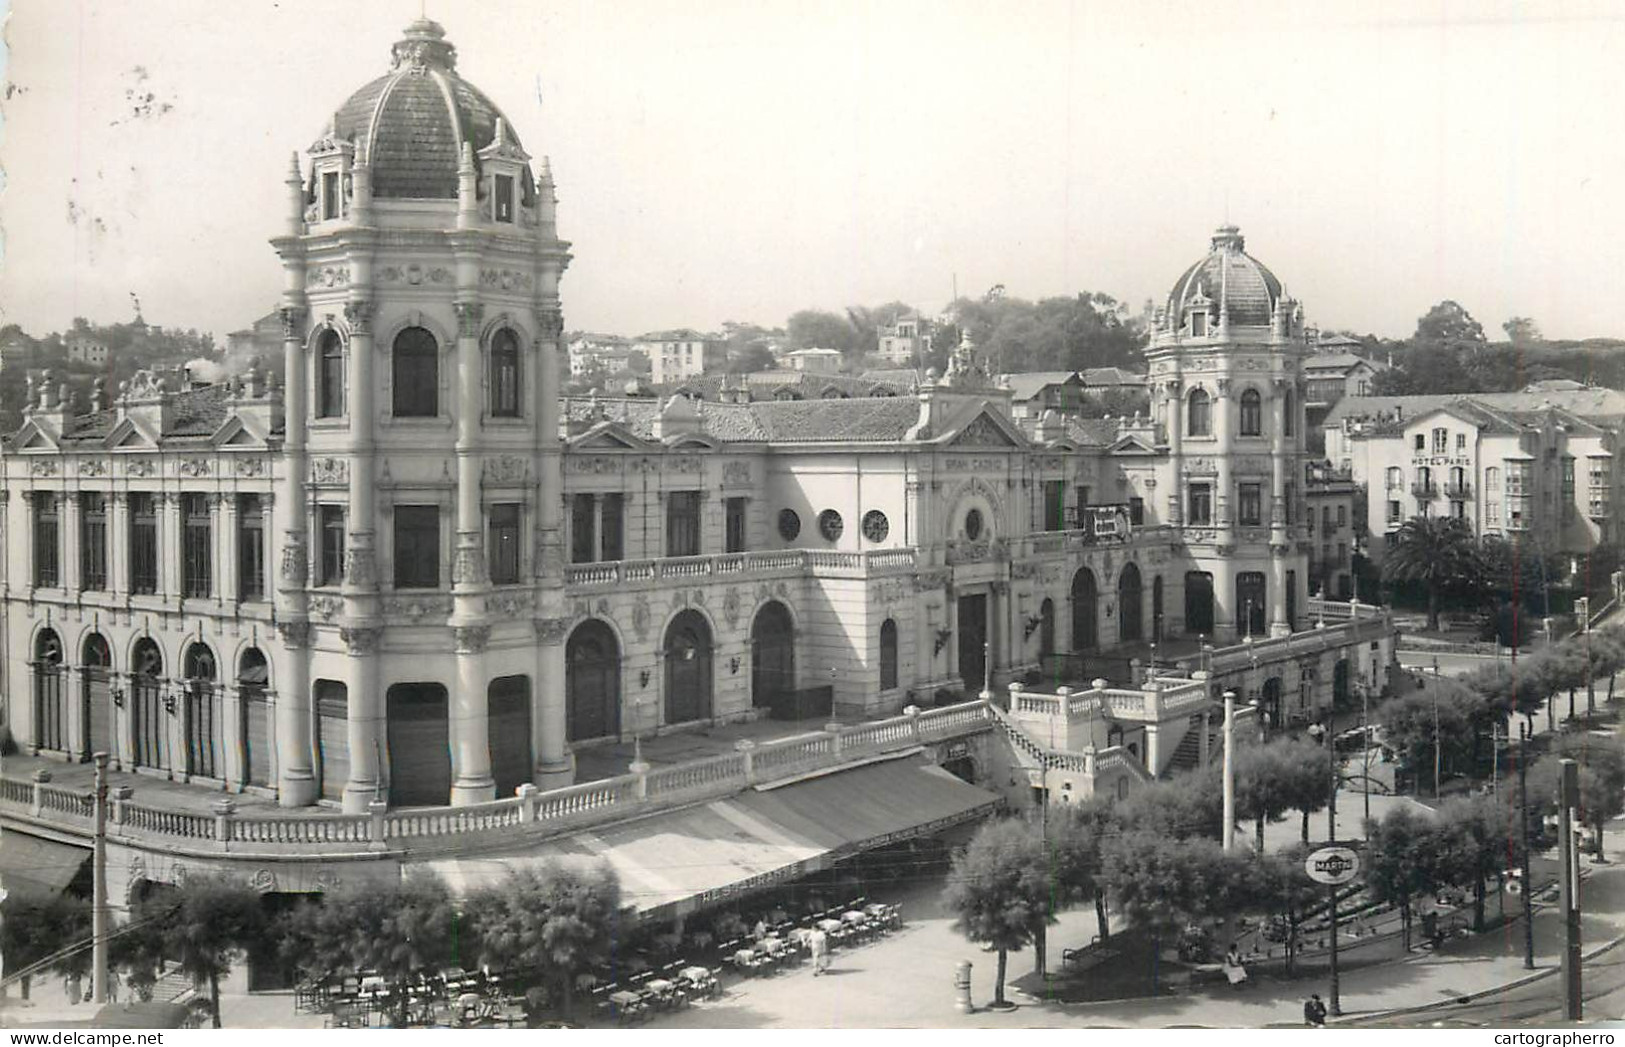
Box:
1162;714;1212;777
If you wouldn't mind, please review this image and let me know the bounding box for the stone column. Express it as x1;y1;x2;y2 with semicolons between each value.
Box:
61;492;80;593
1166;377;1184;525
534;616;571;787
1269;378;1290;637
275;305;316;805
449;301;495;805
1214;380;1233;530
340;625;382;811
533;304;572;785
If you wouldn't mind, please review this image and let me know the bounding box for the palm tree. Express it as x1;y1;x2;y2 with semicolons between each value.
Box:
1382;515;1479;631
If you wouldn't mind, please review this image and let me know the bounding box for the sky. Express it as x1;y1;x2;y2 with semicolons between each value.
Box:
3;0;1625;343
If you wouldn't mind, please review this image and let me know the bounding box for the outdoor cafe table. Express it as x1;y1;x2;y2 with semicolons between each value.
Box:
608;990;644;1019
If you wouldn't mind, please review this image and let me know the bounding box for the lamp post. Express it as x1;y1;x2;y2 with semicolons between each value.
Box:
1222;689;1238;852
1359;672;1372;824
1325;703;1341;1018
1431;656;1442;799
1518;722;1535;969
628;694;656;775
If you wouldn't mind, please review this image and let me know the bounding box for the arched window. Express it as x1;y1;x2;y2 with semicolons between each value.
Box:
1187;388;1212;437
392;326;439;417
880;618;899;691
316;329;345;419
1239;388;1263;436
183;643;221;780
490;328;520;418
32;629;65;752
1283;389;1295;437
239;647;271;788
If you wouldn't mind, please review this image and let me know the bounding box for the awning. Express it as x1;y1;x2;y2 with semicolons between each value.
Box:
429;756;999;919
0;828;91;902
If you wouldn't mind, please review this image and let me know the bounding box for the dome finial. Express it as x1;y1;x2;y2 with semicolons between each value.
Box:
1211;224;1244;253
392;16;457;71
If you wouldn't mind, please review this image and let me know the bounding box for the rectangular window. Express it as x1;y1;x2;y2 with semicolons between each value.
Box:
600;493;624;562
1321;506;1333;533
570;494;596;564
1128;497;1144;526
1238;483;1263;526
393;506;440;589
1414;434;1425;451
725;496;747;553
1073;486;1091;528
488;503;522;585
1042;481;1066;532
1188;483;1212;526
666;490;702;557
182;494;213;598
1432;428;1448;454
1487;501;1501;522
322;171;339;220
1456;433;1467;451
1450;500;1466;519
319;505;346;587
1337;541;1348;566
495;174;515;223
1336;504;1347;527
80;493;107;591
237;494;266;601
32;494;59;588
1387;500;1402;524
129;493;158;594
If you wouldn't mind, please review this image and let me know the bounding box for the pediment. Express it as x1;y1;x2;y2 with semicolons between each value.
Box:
1107;434;1159;455
104;416;158;451
664;433;720;451
12;420;59;453
568;422;653;451
944;407;1026;448
210;415;267;449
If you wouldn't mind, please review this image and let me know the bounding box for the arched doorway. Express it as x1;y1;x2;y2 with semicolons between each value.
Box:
183;643;221;780
1038;599;1056;661
386;682;451;806
239;648;271;788
565;620;620;742
1261;677;1283;733
1333;659;1351;706
1071;569;1098;651
81;634;113;760
664;610;714;725
1118;563;1143;644
315;680;348;802
750;602;795;710
1184;572;1214;636
32;629;65;752
130;639;165;770
1236;572;1267;638
488;676;532;798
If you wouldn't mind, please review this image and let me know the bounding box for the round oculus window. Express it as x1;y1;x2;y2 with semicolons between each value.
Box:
818;509;844;542
861;509;889;543
777;508;801;541
964;508;985;541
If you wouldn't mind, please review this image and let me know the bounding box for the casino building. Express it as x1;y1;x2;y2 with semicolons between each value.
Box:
0;19;1392;829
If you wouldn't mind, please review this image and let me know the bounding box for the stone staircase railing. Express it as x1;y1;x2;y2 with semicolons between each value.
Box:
0;701;994;860
988;705;1152;787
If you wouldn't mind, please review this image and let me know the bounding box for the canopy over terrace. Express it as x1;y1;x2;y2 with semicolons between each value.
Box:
427;756;999;919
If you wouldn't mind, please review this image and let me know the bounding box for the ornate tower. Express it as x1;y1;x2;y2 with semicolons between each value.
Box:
271;18;572;810
1147;226;1309;642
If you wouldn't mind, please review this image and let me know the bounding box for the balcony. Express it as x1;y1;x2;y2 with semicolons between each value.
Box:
564;548;917;588
1410;480;1438;499
1444;481;1472;499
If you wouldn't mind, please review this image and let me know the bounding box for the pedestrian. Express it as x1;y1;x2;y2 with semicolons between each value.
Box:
753;918;769;942
66;972;82;1005
1303;993;1327;1027
810;926;830;976
106;969;121;1005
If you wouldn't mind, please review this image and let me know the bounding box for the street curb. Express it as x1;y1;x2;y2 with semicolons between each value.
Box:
1327;932;1625;1025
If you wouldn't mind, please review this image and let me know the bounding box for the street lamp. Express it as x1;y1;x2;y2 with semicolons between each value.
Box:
628;694;656;775
1222;689;1239;852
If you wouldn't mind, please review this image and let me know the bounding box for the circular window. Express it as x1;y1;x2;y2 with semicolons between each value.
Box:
862;510;889;543
964;508;985;541
818;509;844;542
777;509;801;541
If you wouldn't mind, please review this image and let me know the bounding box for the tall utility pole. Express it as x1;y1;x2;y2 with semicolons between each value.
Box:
92;752;110;1005
1560;759;1582;1020
1518;722;1534;970
1222;690;1238;852
1326;704;1341;1017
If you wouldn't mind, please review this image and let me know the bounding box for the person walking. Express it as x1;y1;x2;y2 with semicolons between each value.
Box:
106;969;121;1005
1303;993;1327;1027
810;926;830;976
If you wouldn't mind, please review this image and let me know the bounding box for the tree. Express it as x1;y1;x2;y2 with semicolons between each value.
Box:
1503;317;1543;348
1247;846;1322;975
785;310;858;355
1528;734;1625;860
941;816;1054;1004
1376;682;1480;792
164;876;266;1027
463;861;624;1020
725;344;776;375
1363;806;1441;950
1113;764;1224;841
1044;799;1114;946
1276;738;1335;843
1100;831;1246;988
1233;743;1295;851
110;894;174;1004
1382;516;1480;630
307;873;458;1027
1416;300;1487;347
0;893;91;1000
1431;795;1520;931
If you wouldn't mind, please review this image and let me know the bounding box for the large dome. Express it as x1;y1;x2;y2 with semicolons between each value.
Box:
1165;225;1283;328
319;18;530;201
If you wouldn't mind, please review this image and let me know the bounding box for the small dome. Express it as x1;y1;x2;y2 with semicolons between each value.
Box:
1166;225;1284;329
321;19;532;201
